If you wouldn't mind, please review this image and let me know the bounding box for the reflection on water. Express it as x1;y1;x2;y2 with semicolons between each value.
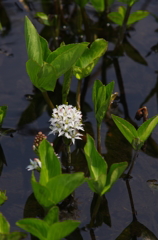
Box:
1;0;158;239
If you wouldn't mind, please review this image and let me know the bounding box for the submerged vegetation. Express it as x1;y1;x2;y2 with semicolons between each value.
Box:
1;0;158;239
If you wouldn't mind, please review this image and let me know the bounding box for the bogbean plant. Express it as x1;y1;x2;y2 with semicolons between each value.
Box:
0;0;156;238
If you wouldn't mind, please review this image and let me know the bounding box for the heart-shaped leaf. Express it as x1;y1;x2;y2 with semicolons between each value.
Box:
31;172;54;208
47;220;80;240
46;173;85;204
46;42;89;78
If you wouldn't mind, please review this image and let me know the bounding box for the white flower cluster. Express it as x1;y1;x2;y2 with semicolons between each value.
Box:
49;104;84;144
26;158;41;171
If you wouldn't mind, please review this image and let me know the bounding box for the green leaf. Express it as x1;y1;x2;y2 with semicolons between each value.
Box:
118;6;126;18
31;172;54;208
16;218;49;240
25;16;43;66
127;10;149;25
90;0;105;11
107;12;124;26
46;173;85;205
46;43;89;78
73;39;108;79
5;232;27;239
111;114;138;145
105;162;128;194
92;80;105;115
47;220;80;240
86;178;100;194
92;80;114;125
44;206;59;226
26;42;88;92
39;140;61;186
26;59;41;88
102;81;115;116
137;115;158;142
39;36;51;61
26;59;41;89
0;232;27;240
84;134;107;181
35;12;51;26
0;106;7;127
0;190;7;205
75;0;89;8
37;62;58;91
86;174;108;195
0;213;10;234
92;80;107;124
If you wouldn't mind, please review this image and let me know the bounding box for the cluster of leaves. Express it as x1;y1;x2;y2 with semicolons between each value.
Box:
112;114;158;150
14;137;127;239
84;134;128;195
25;16;107;94
107;6;149;26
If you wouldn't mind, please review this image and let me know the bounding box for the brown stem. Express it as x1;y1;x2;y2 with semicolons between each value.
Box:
76;79;82;110
42;91;54;109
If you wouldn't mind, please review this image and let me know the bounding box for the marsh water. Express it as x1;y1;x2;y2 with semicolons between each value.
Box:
1;0;158;239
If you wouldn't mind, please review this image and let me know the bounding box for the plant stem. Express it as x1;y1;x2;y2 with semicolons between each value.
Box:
113;58;130;118
89;195;102;227
76;79;82;110
115;5;132;48
67;144;71;165
125;179;137;221
90;229;96;240
97;124;101;154
42;91;54;109
126;150;139;177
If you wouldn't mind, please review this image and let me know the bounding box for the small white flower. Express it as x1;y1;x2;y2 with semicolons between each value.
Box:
49;104;84;144
26;158;41;171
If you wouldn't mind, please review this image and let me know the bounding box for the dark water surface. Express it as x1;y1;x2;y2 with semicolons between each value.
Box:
1;0;158;239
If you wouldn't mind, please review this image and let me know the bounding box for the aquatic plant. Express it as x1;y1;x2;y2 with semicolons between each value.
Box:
111;114;158;151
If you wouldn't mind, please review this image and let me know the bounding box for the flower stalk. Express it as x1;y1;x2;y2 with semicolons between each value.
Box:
76;79;82;110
